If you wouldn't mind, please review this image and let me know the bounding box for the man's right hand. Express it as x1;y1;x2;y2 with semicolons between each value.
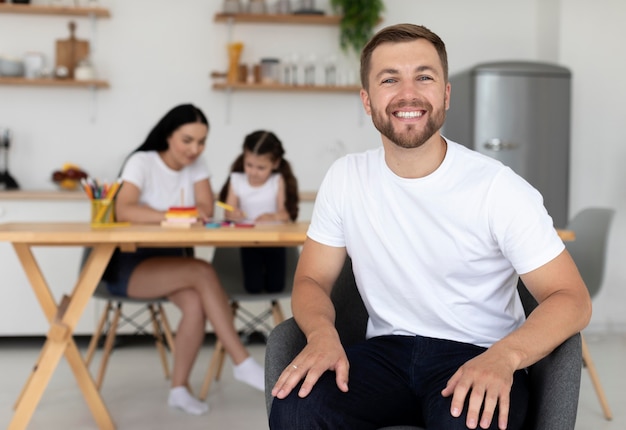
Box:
271;328;350;399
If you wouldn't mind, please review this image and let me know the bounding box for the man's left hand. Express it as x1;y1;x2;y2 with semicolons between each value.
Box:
441;348;516;429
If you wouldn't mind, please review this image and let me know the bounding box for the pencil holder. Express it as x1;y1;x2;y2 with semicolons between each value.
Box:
91;199;115;226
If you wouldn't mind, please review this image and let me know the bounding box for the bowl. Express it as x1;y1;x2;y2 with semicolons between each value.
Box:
0;57;25;77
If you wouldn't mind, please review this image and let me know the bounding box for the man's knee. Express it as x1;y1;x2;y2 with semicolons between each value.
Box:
269;395;324;430
269;375;344;430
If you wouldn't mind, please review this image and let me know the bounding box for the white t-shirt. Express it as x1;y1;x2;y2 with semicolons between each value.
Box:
308;139;564;348
230;172;280;220
121;151;211;211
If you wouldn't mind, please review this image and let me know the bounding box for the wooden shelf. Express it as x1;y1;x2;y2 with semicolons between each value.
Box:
0;4;110;18
214;12;340;25
213;82;360;93
0;77;109;88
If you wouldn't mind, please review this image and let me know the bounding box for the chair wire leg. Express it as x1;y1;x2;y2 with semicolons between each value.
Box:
96;302;122;389
581;333;613;420
149;304;170;380
236;307;274;340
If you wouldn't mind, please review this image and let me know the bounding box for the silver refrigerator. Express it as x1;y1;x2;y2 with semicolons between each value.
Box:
443;61;571;228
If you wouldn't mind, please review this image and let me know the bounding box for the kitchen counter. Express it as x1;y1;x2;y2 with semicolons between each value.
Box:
0;190;87;200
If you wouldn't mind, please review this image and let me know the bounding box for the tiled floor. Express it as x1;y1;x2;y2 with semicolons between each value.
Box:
1;333;624;429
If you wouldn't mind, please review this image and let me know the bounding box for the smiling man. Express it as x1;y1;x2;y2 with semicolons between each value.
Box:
269;24;591;430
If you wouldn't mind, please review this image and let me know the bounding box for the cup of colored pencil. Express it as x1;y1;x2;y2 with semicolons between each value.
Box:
82;178;123;226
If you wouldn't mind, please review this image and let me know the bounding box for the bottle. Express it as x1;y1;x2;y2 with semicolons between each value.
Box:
23;52;45;79
324;54;337;86
303;54;316;86
74;57;96;81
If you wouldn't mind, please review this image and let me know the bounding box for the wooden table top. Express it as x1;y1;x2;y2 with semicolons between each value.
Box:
0;221;310;248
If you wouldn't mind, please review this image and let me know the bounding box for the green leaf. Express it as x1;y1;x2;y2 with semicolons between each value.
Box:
331;0;385;55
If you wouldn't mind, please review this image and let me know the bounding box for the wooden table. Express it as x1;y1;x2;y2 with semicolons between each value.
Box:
0;221;309;430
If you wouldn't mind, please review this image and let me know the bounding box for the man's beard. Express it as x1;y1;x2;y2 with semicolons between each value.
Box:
371;98;446;149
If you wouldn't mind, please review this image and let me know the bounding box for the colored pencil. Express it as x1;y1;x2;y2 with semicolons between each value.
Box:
216;201;235;212
80;178;94;199
105;178;123;200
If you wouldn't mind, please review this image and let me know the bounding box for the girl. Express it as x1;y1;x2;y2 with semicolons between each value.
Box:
102;104;264;416
219;130;299;293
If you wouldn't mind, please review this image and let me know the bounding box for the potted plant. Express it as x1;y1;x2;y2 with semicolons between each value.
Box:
330;0;385;55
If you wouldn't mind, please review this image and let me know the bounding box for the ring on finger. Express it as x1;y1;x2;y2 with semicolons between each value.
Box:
291;364;298;370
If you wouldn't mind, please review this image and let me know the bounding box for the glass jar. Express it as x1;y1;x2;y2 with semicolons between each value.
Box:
260;58;280;84
298;0;315;11
248;0;266;14
223;0;242;13
276;0;291;14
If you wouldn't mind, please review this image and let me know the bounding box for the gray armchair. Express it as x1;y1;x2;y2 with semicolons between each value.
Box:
265;258;583;430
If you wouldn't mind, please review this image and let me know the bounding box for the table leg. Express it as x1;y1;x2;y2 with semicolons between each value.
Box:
66;340;116;429
9;243;117;430
12;332;115;430
9;334;67;430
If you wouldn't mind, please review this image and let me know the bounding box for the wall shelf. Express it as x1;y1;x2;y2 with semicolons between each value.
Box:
214;12;340;25
0;77;109;89
213;11;364;123
213;82;359;93
1;7;111;120
0;4;110;18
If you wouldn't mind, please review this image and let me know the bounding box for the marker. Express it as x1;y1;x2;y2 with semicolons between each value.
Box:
216;201;247;218
216;201;235;212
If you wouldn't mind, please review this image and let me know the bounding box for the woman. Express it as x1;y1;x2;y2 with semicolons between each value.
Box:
103;104;264;416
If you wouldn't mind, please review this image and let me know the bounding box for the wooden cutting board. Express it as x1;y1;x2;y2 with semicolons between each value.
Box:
55;21;89;79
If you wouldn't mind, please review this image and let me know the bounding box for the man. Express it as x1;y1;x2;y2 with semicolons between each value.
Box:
270;23;591;430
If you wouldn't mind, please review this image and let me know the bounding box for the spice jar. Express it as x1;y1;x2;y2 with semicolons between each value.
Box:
260;58;280;84
223;0;242;13
248;0;266;14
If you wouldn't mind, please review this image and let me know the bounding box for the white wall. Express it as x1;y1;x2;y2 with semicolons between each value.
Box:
559;0;626;332
1;0;625;332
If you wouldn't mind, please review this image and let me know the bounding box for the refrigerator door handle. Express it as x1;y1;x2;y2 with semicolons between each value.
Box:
483;138;519;151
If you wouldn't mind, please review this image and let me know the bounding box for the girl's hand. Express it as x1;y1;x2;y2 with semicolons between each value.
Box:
225;209;246;222
256;213;277;222
197;209;212;224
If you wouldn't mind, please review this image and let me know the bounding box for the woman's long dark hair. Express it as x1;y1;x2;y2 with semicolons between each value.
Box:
219;130;299;221
118;104;209;176
133;104;209;153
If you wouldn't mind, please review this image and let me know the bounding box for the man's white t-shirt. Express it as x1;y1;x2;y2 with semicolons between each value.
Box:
121;151;211;211
308;139;564;348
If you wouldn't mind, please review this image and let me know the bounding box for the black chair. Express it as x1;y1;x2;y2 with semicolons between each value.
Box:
199;246;299;400
265;257;583;430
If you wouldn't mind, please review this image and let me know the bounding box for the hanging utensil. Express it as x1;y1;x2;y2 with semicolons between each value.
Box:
0;128;20;190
